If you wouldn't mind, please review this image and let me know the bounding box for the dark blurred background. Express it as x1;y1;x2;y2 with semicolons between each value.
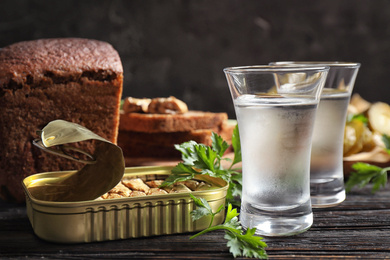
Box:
2;0;389;118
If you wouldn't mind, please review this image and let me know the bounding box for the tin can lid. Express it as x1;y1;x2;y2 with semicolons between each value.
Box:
31;120;125;202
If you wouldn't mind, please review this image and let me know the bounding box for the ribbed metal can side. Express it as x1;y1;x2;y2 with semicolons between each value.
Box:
23;166;228;243
82;197;225;242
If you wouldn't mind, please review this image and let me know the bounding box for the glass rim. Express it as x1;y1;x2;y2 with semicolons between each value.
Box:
223;65;330;73
269;61;361;68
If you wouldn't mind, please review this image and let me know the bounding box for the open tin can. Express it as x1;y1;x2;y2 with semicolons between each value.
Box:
23;165;228;243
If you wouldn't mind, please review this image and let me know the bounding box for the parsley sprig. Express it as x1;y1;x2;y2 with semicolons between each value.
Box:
162;125;267;258
161;125;242;206
189;194;268;259
346;134;390;193
346;162;389;193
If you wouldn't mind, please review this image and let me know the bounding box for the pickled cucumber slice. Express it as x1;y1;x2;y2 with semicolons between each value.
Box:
344;120;365;156
368;102;390;135
361;126;376;152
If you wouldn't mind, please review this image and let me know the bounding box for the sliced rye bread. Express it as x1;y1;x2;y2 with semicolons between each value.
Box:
119;110;228;133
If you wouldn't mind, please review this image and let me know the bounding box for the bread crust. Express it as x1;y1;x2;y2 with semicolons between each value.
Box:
0;38;122;88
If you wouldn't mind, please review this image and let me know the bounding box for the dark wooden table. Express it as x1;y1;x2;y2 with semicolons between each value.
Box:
1;184;390;259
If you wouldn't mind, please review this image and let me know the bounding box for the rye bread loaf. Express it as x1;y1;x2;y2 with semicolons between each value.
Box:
0;38;123;202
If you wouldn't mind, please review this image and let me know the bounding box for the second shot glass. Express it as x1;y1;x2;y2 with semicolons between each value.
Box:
271;61;361;208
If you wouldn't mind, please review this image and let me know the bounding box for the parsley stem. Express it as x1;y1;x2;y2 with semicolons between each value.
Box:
208;214;215;229
382;167;390;172
190;225;240;240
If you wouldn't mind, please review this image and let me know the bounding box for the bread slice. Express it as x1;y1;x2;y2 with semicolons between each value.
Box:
118;120;235;159
119;110;228;133
118;129;215;158
0;38;123;202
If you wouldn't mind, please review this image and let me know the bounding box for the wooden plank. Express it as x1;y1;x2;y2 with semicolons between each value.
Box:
1;184;390;258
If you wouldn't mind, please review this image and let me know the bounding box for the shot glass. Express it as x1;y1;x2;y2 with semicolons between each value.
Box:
271;62;360;208
224;65;329;236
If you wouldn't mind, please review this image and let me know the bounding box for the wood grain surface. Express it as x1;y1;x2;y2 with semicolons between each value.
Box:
1;183;390;259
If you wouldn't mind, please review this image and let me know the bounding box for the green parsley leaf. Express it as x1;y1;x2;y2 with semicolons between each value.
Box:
382;134;390;154
192;144;217;171
174;141;198;165
225;228;268;258
160;163;197;187
189;197;268;259
223;204;241;230
229;173;243;197
222;171;242;207
190;194;225;227
190;195;214;222
231;125;242;166
347;113;368;124
345;162;389;193
212;132;230;157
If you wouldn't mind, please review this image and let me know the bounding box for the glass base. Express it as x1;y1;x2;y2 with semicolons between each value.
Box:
311;189;346;208
310;177;346;208
240;202;313;237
